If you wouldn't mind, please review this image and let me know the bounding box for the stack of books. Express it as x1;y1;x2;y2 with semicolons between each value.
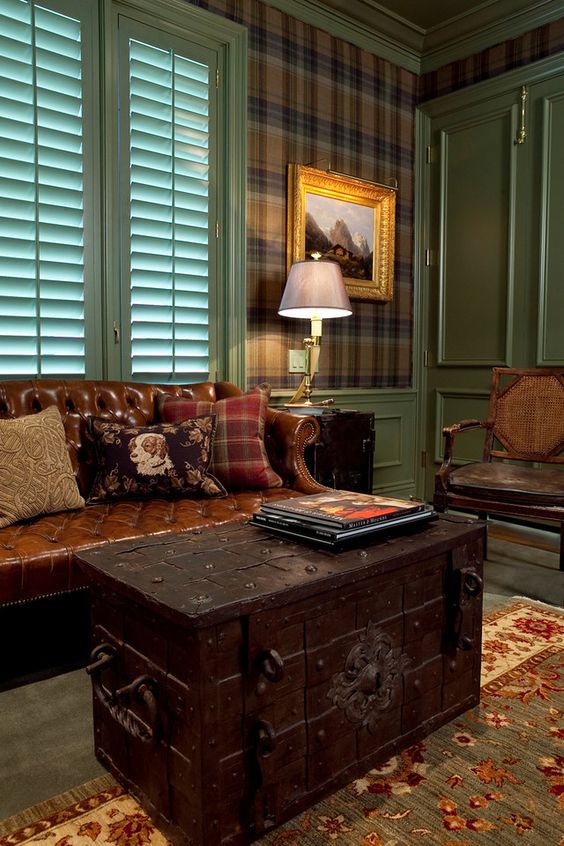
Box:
251;490;437;548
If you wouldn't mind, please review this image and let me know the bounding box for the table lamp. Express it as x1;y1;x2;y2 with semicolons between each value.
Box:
278;257;352;407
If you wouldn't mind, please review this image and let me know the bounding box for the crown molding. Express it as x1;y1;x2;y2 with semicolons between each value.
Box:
262;0;564;77
261;0;422;74
421;0;564;73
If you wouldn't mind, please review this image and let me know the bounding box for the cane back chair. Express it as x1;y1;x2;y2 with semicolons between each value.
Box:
434;368;564;572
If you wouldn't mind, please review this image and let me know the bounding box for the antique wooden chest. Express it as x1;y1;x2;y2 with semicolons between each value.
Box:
78;515;484;846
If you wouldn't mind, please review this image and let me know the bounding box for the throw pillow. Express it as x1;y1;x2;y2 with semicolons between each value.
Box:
157;385;283;490
88;415;226;502
0;405;84;528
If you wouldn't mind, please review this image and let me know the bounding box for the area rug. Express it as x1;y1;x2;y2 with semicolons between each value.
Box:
1;598;562;846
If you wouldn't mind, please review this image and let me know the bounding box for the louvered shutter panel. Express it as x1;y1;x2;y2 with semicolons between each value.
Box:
0;0;86;375
127;36;211;379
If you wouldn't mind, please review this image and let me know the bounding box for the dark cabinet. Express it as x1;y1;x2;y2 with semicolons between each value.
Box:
305;409;375;492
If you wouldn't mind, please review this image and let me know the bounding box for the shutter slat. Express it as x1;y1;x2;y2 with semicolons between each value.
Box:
0;0;86;377
128;37;210;378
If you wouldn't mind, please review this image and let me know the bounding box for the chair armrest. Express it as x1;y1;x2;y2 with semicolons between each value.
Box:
264;408;328;494
435;419;488;494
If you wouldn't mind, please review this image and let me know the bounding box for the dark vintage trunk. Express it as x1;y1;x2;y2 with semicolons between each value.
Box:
79;516;484;846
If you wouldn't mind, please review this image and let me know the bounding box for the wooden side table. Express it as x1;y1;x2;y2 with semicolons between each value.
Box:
304;409;375;492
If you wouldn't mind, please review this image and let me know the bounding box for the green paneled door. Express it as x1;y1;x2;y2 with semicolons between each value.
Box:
418;64;564;500
533;76;564;365
421;91;523;499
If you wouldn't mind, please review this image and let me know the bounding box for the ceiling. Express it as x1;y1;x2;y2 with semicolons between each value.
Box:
266;0;564;73
374;0;496;31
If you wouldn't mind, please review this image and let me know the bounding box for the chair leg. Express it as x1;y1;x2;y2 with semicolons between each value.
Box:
560;524;564;572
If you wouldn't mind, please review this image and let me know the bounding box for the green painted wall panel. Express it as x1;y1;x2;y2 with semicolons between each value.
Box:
539;91;564;364
440;112;512;363
270;389;418;498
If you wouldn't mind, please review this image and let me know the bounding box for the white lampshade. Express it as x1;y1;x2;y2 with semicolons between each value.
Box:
278;260;352;320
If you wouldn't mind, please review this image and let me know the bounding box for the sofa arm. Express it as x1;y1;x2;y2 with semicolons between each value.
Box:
264;408;327;494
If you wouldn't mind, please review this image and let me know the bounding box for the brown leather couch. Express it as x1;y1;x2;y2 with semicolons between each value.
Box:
0;379;322;686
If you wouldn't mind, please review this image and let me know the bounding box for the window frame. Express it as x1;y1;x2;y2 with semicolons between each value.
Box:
118;20;217;382
102;0;247;384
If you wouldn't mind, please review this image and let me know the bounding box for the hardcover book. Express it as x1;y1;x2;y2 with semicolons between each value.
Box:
260;490;428;531
251;506;436;547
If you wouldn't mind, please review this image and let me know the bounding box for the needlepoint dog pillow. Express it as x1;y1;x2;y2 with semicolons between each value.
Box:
88;414;226;502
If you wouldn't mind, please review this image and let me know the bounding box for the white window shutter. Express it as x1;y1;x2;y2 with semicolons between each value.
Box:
127;37;210;379
0;0;86;375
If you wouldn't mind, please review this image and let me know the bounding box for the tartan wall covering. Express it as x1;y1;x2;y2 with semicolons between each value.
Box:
184;1;564;391
188;0;418;390
420;16;564;101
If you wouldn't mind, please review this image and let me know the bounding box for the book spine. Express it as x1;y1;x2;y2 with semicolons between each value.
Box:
264;503;425;530
252;512;337;540
333;510;422;530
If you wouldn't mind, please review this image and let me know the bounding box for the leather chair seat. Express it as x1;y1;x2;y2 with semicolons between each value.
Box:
448;462;564;506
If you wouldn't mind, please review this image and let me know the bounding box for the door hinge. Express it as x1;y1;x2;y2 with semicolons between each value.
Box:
423;349;434;367
426;145;433;164
216;68;220;88
421;450;427;468
215;221;220;238
424;248;432;267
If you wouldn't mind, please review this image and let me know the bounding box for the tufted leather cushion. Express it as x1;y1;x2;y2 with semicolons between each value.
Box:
0;488;303;604
0;379;221;498
0;379;324;606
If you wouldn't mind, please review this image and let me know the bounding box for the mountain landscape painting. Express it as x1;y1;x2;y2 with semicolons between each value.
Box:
305;192;375;280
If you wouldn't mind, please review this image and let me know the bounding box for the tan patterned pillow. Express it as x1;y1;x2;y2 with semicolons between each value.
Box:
0;405;84;528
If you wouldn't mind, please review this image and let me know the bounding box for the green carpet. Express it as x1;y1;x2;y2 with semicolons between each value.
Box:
1;597;562;845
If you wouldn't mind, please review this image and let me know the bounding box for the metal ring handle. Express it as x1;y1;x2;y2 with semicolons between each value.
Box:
255;719;277;758
463;571;483;597
258;649;285;683
86;643;160;744
458;634;474;651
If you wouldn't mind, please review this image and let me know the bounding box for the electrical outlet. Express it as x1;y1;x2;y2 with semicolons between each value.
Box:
288;349;306;372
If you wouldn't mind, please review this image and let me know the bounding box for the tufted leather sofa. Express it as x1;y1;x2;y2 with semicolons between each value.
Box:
0;379;322;685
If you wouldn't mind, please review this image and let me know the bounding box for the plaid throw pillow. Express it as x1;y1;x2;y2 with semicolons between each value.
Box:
88;415;226;502
157;386;283;490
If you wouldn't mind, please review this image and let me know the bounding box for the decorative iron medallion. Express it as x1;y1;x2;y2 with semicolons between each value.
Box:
327;622;409;733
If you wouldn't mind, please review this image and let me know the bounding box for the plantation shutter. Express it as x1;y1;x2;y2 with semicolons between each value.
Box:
0;0;88;376
122;24;215;381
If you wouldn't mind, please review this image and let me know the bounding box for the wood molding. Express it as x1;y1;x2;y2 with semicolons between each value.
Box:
261;0;422;73
421;0;564;73
262;0;564;75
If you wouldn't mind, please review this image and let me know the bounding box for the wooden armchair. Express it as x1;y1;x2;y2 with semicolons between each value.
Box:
434;368;564;571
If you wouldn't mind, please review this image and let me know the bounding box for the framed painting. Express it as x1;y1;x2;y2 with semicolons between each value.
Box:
287;164;397;302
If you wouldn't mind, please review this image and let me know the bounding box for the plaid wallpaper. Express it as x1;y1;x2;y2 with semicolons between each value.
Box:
188;0;418;390
420;17;564;101
186;1;562;391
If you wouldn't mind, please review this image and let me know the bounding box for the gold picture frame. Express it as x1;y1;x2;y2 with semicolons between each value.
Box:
287;164;397;302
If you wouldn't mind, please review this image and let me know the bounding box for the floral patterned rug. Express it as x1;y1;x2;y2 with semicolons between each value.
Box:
1;598;562;846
